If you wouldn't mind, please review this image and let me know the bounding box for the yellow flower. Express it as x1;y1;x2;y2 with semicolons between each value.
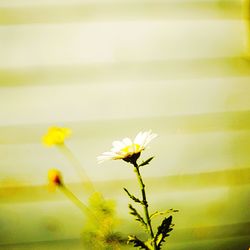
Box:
48;169;63;188
97;130;157;163
42;126;71;146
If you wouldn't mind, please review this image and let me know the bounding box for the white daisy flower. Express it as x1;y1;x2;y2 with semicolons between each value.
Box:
97;130;157;164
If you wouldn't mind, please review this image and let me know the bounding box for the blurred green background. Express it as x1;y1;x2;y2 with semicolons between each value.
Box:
0;0;250;249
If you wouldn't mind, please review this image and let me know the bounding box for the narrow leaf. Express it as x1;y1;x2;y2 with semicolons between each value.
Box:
128;204;147;230
127;235;150;250
150;208;179;220
155;215;173;248
139;157;154;167
124;188;142;204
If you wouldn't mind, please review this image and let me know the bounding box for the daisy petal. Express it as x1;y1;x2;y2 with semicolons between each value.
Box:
97;155;114;163
144;133;157;147
112;140;125;149
97;130;157;164
134;131;143;144
122;138;132;146
139;131;149;147
102;152;116;156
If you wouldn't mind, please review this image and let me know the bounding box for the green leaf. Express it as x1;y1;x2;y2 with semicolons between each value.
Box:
150;208;179;220
124;188;142;204
139;157;154;167
128;204;147;230
127;235;150;250
155;215;173;249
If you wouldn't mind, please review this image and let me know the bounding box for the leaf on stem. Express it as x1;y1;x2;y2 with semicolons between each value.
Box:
138;157;154;167
155;215;173;248
127;235;150;250
128;204;147;230
150;208;179;220
124;188;142;204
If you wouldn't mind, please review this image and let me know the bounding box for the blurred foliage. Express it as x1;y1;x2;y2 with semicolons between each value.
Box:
81;192;123;250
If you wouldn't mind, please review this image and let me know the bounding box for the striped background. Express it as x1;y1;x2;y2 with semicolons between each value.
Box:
0;0;250;249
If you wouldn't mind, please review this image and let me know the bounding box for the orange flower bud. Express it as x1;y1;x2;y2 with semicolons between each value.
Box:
48;169;63;187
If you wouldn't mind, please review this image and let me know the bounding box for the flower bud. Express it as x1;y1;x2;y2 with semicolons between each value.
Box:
48;169;63;187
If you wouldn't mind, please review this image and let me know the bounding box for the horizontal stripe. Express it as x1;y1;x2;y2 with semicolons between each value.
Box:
0;235;249;250
0;196;249;245
0;21;245;68
0;2;243;25
0;168;249;202
1;57;250;86
1;126;250;183
1;110;250;144
1;77;250;125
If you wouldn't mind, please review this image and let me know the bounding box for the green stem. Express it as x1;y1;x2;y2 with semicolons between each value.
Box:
57;144;96;193
59;184;98;223
133;162;157;250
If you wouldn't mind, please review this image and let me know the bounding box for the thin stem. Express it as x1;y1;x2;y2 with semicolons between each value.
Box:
59;184;98;223
57;144;96;193
133;162;157;250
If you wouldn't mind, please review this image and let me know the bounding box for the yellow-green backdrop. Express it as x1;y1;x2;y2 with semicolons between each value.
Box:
0;0;250;249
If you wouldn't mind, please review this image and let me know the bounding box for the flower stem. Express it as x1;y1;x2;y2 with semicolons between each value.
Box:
57;144;96;193
133;162;157;250
59;184;98;222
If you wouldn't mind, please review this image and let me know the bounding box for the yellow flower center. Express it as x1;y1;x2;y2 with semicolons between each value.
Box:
121;143;141;155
